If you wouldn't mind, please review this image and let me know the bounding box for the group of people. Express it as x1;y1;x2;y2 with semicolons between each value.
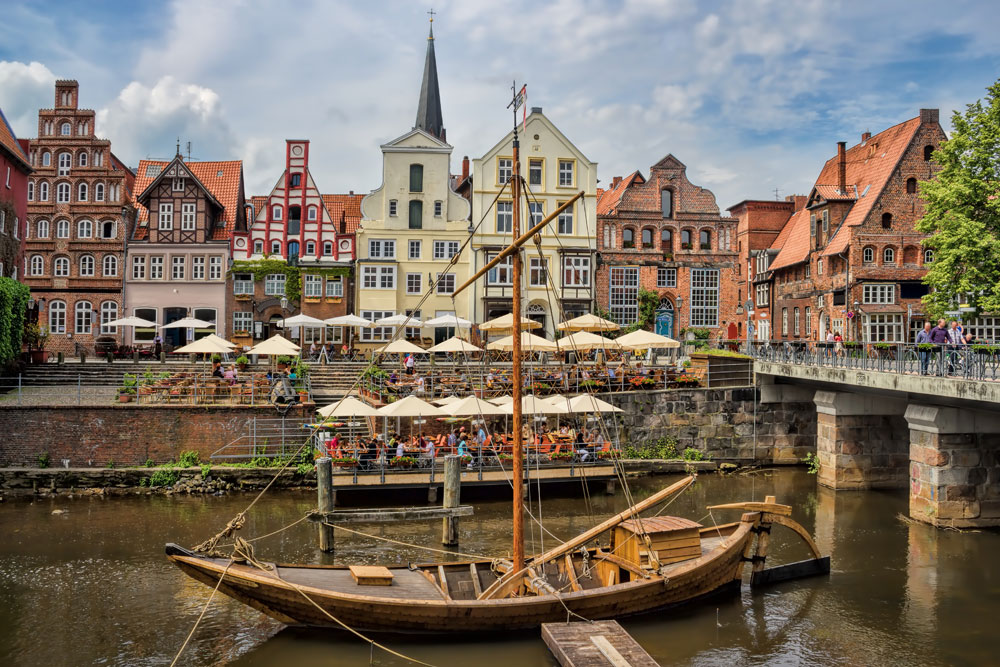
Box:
915;319;979;375
306;341;359;361
211;362;240;384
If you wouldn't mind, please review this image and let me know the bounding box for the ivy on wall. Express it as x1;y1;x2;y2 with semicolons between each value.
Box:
228;258;350;305
0;277;30;367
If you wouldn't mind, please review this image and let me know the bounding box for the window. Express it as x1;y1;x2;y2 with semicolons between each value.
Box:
881;212;893;229
924;248;934;264
436;273;456;294
323;241;333;255
609;267;639;324
793;307;801;336
862;246;874;264
528;202;543;226
39;182;49;201
95;183;104;201
132;255;146;280
287;206;301;235
233;273;253;294
487;254;513;285
690;268;720;327
75;301;93;335
406;273;422;294
906;178;917;194
94;151;102;167
563;256;590;287
408;200;422;229
865;313;904;342
289;173;301;188
409;164;423;192
77;219;92;238
253;240;263;254
307;205;317;221
434;200;443;217
30;255;44;276
42;152;51;167
171;256;185;280
805;306;812;336
361;265;395;289
557;204;573;234
818;258;823;275
272;205;282;220
529;257;548;287
76;152;87;168
822;210;829;234
699;229;711;250
496;201;512;233
48;300;66;334
305;241;316;256
60;122;71;136
661;190;673;218
361;310;394;342
755;282;769;307
159;203;174;230
56;182;70;203
433;240;460;260
192;256;205;280
171;176;184;192
642;228;654;249
965;317;1000;344
408;240;422;260
102;220;117;239
558;160;574;186
498;158;512;184
271;240;281;255
103;255;117;277
863;283;895;304
389;200;398;216
304;275;322;297
661;228;673;251
326;277;343;298
657;267;676;288
57;154;71;178
782;308;788;336
681;229;692;249
622;228;635;249
883;247;895;264
99;301;118;334
181;203;196;231
369;239;395;259
133;307;157;341
233;311;253;333
923;145;934;161
150;256;164;279
325;325;344;344
28;181;34;201
264;274;286;295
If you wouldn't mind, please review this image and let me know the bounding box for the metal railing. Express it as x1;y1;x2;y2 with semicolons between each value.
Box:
749;340;1000;382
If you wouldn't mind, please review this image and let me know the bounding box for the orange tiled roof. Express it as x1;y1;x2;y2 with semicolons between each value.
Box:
0;107;30;171
322;194;363;234
812;184;857;201
597;171;644;216
768;208;810;269
133;158;243;241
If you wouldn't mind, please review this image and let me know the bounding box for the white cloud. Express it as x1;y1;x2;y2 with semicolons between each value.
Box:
0;61;57;136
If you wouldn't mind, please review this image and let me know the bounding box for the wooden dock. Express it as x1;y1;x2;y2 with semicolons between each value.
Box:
331;464;617;489
542;621;658;666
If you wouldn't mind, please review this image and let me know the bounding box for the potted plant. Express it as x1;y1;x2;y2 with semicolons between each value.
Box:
391;456;417;468
236;355;249;371
550;451;573;461
331;456;358;468
674;375;700;388
596;449;621;460
579;378;602;393
276;355;291;371
873;341;895;360
24;323;49;364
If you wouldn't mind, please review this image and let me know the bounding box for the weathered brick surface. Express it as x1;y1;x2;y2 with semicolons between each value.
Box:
909;427;1000;528
816;411;909;489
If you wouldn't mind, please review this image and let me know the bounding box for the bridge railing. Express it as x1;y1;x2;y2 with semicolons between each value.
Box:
749;340;1000;382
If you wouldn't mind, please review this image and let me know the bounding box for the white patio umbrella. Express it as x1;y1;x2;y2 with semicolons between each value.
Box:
500;395;569;415
317;396;380;418
614;329;680;350
105;316;157;328
488;395;514;406
160;317;216;329
569;394;623;414
376;340;427;355
442;395;506;417
433;395;463;406
202;333;237;349
423;314;473;329
557;331;622;351
557;314;620;332
487;332;558;352
427;336;482;353
478;313;541;331
324;314;373;327
278;313;326;328
172;337;233;355
246;335;300;356
544;394;577;413
375;395;445;418
375;314;423;327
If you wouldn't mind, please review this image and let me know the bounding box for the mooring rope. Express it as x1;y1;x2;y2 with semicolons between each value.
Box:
169;558;234;667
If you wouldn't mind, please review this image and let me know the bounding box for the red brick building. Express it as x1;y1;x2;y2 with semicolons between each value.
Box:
0;107;32;280
763;109;946;343
23;80;135;354
596;155;739;339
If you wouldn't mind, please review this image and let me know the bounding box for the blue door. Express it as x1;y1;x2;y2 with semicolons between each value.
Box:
655;306;674;338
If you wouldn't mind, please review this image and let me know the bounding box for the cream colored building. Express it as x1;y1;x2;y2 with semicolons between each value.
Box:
469;108;598;337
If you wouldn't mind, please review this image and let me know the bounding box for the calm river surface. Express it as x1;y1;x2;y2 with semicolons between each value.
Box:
2;470;998;666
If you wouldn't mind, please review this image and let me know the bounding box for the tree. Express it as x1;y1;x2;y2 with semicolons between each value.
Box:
917;79;1000;318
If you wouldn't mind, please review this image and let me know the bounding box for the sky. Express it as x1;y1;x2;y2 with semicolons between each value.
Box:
2;0;999;210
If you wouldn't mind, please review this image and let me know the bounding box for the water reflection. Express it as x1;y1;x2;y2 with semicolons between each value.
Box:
1;471;998;666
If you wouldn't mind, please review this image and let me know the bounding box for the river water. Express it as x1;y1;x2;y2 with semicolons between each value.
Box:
1;470;997;666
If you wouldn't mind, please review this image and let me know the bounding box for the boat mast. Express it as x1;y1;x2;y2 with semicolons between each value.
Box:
509;82;525;574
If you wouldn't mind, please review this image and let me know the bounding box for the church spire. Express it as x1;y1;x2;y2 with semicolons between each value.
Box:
414;12;445;142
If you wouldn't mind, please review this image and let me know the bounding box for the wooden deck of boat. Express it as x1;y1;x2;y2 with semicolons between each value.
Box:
542;620;658;666
277;566;446;600
331;464;617;488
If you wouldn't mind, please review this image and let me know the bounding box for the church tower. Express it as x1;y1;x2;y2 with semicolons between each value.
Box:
414;16;445;142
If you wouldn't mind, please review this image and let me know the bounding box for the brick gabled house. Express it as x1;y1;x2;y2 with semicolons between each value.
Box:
596;155;739;339
767;109;946;343
0;106;32;280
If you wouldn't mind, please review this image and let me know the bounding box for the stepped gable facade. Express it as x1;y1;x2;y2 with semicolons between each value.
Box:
596;155;739;339
23;80;135;354
0;106;32;280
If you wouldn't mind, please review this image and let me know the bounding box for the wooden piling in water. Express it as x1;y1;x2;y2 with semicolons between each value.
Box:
317;457;334;553
541;620;658;666
442;455;460;546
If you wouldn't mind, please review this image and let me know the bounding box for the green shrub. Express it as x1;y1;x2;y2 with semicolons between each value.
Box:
803;452;820;474
682;447;705;461
623;437;678;460
236;355;249;365
200;463;211;478
144;458;155;468
37;452;50;468
177;451;201;467
296;462;314;476
139;477;149;487
210;353;222;363
148;469;179;487
106;460;115;469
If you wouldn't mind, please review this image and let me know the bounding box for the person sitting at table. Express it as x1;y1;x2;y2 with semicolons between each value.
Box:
607;365;617;380
388;370;398;384
224;364;237;384
636;361;648;376
456;432;468;457
446;429;457;454
576;429;592;462
309;341;318;360
327;433;341;457
212;362;225;379
419;436;434;461
414;375;425;395
392;433;404;459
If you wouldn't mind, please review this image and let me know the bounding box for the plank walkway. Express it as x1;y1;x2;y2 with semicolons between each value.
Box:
331;464;617;488
542;621;658;666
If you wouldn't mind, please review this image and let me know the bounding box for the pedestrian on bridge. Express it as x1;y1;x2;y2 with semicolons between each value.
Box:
915;322;933;375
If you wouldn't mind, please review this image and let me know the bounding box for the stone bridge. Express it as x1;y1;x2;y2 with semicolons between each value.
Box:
755;347;1000;529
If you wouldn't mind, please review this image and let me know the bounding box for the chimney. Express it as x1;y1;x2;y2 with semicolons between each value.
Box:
461;156;469;181
786;194;807;212
837;141;847;194
861;131;871;143
920;108;939;125
349;190;354;196
612;176;622;188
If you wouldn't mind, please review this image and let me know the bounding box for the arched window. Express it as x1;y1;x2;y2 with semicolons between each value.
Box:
307;206;318;221
58;152;71;175
409;163;424;192
103;255;118;277
923;145;934;161
56;219;69;238
661;189;673;218
75;301;93;334
271;240;281;255
39;182;49;201
30;255;44;276
883;247;895;264
863;246;874;264
102;220;116;239
79;254;95;276
699;229;711;250
323;241;333;255
881;212;892;229
903;246;918;265
78;152;88;167
77;219;93;238
906;178;917;194
661;228;673;251
28;181;34;201
60;122;71;136
271;205;282;220
641;228;654;249
36;220;50;238
100;301;118;334
622;228;635;249
681;229;692;249
924;248;934;264
54;257;69;276
77;182;88;202
48;300;66;334
41;152;51;167
93;151;103;167
288;240;300;259
56;182;70;203
253;240;263;254
305;241;316;255
95;183;105;201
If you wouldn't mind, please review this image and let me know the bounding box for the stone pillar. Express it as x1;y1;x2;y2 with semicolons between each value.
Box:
905;404;1000;528
813;390;909;490
759;381;817;464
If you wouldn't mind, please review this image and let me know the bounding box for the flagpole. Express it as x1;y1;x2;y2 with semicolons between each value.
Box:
508;81;525;576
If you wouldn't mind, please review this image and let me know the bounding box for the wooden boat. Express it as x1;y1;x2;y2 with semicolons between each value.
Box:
167;85;829;634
